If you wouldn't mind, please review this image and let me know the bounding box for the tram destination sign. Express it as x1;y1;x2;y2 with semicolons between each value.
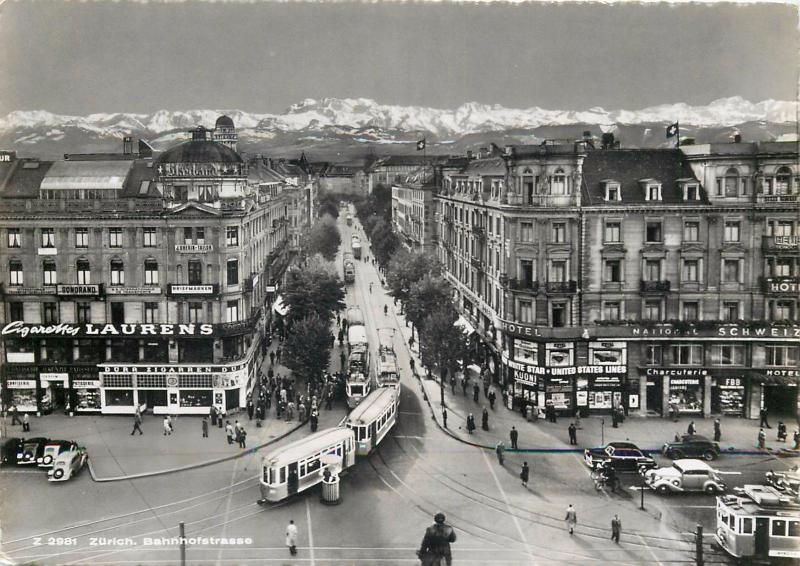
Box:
1;321;213;338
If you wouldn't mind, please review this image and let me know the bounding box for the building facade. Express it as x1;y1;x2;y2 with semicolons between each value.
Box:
429;139;799;419
0;120;313;415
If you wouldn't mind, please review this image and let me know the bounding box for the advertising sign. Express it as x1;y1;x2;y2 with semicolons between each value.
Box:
57;284;101;296
168;284;217;296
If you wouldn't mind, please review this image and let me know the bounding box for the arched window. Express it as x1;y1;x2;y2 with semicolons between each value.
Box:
775;166;792;195
110;259;124;286
721;168;739;197
551;168;566;195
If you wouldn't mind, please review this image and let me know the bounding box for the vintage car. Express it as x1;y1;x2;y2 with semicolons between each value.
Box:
765;467;800;496
16;437;51;465
644;459;726;495
662;434;720;461
48;445;88;482
1;438;24;466
584;441;656;472
37;441;78;468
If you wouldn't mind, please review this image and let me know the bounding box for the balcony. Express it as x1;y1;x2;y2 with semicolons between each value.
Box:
508;278;538;293
757;194;799;204
443;216;453;225
763;235;800;252
472;225;486;239
470;256;485;270
498;273;508;287
545;280;577;294
216;309;261;337
762;276;800;295
640;280;671;293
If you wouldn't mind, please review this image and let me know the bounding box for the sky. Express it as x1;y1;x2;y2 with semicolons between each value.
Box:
0;1;796;115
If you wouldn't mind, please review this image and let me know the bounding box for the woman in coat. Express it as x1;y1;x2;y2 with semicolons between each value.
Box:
466;414;475;435
481;408;489;431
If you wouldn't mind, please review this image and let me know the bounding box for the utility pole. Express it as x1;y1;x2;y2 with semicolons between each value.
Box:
179;522;186;566
695;524;703;566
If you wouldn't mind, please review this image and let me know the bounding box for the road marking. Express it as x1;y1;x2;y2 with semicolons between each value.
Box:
480;449;537;565
637;534;664;566
305;498;316;566
215;453;240;566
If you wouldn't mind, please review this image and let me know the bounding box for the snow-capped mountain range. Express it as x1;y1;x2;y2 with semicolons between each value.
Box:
1;96;796;159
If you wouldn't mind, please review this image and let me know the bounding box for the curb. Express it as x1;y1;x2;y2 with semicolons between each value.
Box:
87;418;310;482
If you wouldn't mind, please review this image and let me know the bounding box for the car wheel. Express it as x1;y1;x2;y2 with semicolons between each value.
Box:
704;484;718;495
22;451;33;461
657;485;670;494
702;450;716;461
53;469;64;479
671;450;683;459
42;455;53;466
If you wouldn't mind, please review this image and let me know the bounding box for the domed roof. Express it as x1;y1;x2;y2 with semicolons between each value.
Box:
157;139;243;165
216;115;235;128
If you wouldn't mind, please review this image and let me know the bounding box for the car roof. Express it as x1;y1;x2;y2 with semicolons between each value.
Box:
45;440;75;447
607;442;640;449
682;434;710;442
673;459;712;471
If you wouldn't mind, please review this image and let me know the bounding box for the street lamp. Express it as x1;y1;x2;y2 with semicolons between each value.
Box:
601;418;605;446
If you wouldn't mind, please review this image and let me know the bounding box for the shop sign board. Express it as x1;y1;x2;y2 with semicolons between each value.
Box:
763;277;800;294
73;380;101;388
57;284;101;296
6;379;37;388
1;320;213;338
159;162;243;177
643;368;709;377
175;244;213;253
3;287;56;295
765;369;800;378
106;287;162;295
168;284;217;296
590;375;623;387
39;372;68;382
100;362;248;375
773;235;800;249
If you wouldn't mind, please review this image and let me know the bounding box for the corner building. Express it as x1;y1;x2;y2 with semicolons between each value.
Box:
432;140;799;420
0;120;314;415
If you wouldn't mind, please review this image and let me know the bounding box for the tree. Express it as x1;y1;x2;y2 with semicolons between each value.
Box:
316;188;340;219
282;313;332;390
281;260;345;329
386;250;442;307
301;214;341;261
419;305;470;407
405;274;452;341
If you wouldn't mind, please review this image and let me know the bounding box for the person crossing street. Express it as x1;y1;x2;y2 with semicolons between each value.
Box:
510;426;519;450
131;410;143;435
495;442;505;466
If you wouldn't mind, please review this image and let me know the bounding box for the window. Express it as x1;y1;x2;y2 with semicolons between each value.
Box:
644;300;662;322
549;260;567;282
740;518;753;535
769;300;796;321
772;520;787;537
519;259;534;285
144;302;158;324
109;227;123;248
723;259;741;283
144;260;159;286
646;344;662;365
645;184;661;201
712;344;744;366
604;260;622;283
551;169;566;195
769;220;796;237
196;227;205;245
518;300;533;323
43;302;58;324
603;301;621;321
226;300;239;322
644;259;661;281
143;227;157;247
788;520;800;538
722;302;739;321
188;260;202;285
7;228;20;248
110;302;125;325
520;222;534;242
718;168;739;197
765;345;798;366
76;260;90;284
109;259;124;286
226;259;239;286
684;221;700;242
226;226;239;247
684;184;700;201
682;301;699;321
682;259;700;283
41;228;55;248
75;228;89;248
604;222;621;243
551;222;566;243
184;227;193;245
188;303;202;323
605;184;620;201
645;222;662;243
724;221;740;242
767;258;794;277
551;302;568;328
76;302;91;323
42;260;57;285
775;167;792;195
672;344;703;365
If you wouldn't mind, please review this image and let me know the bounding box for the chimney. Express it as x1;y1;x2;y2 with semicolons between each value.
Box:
123;136;133;155
734;134;742;143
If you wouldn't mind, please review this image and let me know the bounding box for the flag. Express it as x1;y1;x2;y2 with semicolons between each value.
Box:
666;122;679;138
416;138;426;151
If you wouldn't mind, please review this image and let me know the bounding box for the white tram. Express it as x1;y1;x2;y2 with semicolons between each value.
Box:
259;428;356;503
715;484;800;562
375;328;400;392
344;388;398;456
346;324;371;408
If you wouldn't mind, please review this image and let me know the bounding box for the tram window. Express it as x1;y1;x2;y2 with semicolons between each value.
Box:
280;467;286;484
788;521;800;537
772;520;787;537
740;518;753;534
269;468;275;484
300;463;306;476
307;458;321;476
263;468;270;483
728;515;735;529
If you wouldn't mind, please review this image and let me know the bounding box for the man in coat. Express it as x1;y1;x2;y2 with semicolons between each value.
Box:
225;421;234;445
201;417;209;438
481;408;489;431
520;462;530;487
472;383;480;403
417;513;456;566
131;411;144;435
285;520;298;556
509;426;519;450
611;514;621;543
466;413;475;435
568;422;577;445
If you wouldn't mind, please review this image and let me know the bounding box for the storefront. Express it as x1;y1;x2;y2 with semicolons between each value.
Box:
668;377;705;415
711;376;746;417
5;379;39;413
759;369;800;417
545;375;573;413
73;379;102;412
586;375;623;411
39;371;68;412
504;356;540;409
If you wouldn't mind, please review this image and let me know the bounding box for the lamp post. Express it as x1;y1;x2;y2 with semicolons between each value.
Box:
601;418;605;446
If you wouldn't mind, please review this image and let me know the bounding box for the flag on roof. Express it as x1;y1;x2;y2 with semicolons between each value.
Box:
666;122;679;138
416;138;426;151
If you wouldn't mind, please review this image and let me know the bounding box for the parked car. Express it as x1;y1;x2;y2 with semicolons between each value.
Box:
16;438;51;465
662;434;720;461
765;467;800;496
584;441;656;472
644;459;726;495
37;441;78;468
48;445;87;482
1;438;24;466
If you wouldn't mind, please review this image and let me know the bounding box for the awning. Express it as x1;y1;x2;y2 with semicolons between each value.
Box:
454;316;476;335
272;295;290;317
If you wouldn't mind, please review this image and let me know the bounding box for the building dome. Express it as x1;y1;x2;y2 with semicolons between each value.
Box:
216;115;235;128
157;139;243;165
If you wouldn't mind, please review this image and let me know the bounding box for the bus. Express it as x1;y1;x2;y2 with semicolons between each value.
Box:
376;328;400;391
714;484;800;562
344;388;398;456
259;428;356;503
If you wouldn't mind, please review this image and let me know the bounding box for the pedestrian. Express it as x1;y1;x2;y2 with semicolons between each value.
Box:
461;376;468;396
568;422;577;445
713;418;721;442
163;416;172;436
299;403;307;422
409;357;416;374
267;367;274;381
202;417;209;438
285;520;298;556
276;347;282;363
286;401;295;422
442;408;448;429
611;409;619;428
496;441;505;466
225;421;234;444
218;408;225;428
310;411;319;432
10;405;22;426
777;421;787;442
280;387;287;404
510;426;519;450
369;282;373;293
526;403;534;423
611;514;621;543
472;382;480;403
520;462;530;487
417;512;456;566
325;391;333;410
793;429;800;450
255;405;263;427
565;504;577;535
670;402;679;422
22;412;30;432
758;428;766;449
210;406;217;427
687;420;696;436
450;374;456;394
269;351;275;366
488;388;496;410
481;408;489;431
238;427;247;449
466;413;475;435
247;398;254;421
131;412;144;435
759;407;771;429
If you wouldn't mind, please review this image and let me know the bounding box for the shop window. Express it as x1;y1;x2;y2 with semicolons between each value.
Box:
188;260;202;285
682;301;699;322
551;222;566;243
724;221;741;242
42;260;57;286
144;302;159;324
546;343;573;366
76;260;91;284
227;259;239;286
9;260;23;285
9;302;23;322
672;344;704;366
110;259;124;286
180;390;212;407
645;221;662;242
144;260;159;285
76;302;91;324
765;345;799;367
645;344;662;365
604;222;621;243
109;227;123;248
603;301;621;321
604;260;622;283
711;344;744;366
105;390;134;406
75;339;104;362
226;226;239;247
7;228;20;248
683;221;700;242
721;302;740;322
41;339;71;362
41;228;55;248
143;227;157;247
644;300;663;322
75;228;89;248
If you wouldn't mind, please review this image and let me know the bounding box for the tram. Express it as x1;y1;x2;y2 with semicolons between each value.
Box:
375;328;400;392
714;484;800;562
344;388;398;456
346;307;371;408
259;428;356;503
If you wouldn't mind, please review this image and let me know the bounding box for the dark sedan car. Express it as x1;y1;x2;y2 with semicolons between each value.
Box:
662;435;720;461
584;441;656;472
16;437;51;465
1;438;24;465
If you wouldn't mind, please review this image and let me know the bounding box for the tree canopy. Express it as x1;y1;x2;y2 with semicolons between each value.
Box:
301;214;341;261
386;250;442;306
282;313;332;388
405;274;453;334
419;305;471;386
281;260;345;328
